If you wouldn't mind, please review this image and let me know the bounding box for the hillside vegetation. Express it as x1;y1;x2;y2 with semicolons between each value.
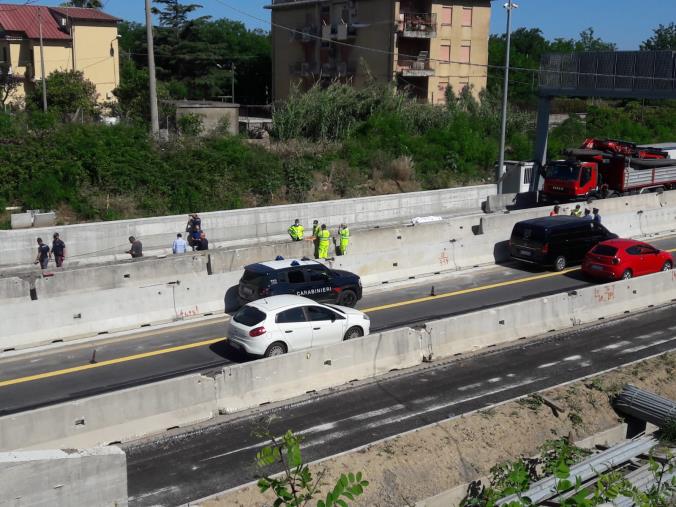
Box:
1;83;675;226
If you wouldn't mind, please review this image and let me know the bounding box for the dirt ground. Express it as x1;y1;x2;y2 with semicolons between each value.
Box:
198;352;676;507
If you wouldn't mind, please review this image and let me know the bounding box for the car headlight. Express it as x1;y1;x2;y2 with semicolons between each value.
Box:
363;314;370;321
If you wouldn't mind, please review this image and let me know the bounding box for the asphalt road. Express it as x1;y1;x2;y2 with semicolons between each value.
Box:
0;236;674;415
124;304;676;506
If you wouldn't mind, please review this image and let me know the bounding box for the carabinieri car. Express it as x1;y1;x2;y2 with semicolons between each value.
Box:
238;258;362;307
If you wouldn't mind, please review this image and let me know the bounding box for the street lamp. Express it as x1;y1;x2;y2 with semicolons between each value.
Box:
496;0;518;194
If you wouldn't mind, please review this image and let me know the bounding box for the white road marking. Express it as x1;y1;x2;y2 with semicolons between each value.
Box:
563;355;582;361
538;362;559;369
578;361;592;368
620;338;674;355
488;377;502;383
352;404;406;420
591;340;632;352
457;382;483;391
633;331;664;341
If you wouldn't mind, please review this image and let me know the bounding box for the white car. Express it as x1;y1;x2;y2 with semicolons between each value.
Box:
227;295;371;357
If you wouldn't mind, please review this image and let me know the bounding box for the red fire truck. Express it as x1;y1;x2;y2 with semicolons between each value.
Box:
540;138;676;203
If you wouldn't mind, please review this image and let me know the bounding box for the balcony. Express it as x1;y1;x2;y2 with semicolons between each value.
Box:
321;22;358;41
319;61;356;78
398;12;437;38
290;62;320;77
293;26;318;43
397;54;434;77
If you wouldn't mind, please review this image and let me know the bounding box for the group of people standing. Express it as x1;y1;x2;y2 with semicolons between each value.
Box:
550;204;602;223
288;219;350;259
34;233;66;269
173;213;209;254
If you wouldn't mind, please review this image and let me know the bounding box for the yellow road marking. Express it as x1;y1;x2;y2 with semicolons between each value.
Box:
361;268;579;313
0;337;225;388
2;244;674;389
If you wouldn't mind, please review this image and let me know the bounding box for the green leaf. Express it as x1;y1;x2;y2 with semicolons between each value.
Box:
356;471;362;482
348;472;355;483
335;500;348;507
317;501;326;507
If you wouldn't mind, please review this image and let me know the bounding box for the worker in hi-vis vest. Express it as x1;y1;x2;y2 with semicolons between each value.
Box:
338;223;350;255
317;224;331;259
288;219;304;241
312;219;320;258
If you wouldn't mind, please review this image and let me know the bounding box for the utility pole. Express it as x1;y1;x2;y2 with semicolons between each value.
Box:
38;8;47;112
496;0;518;194
145;0;159;136
231;63;236;103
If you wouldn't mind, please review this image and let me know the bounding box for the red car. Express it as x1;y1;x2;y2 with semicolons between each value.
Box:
582;239;673;280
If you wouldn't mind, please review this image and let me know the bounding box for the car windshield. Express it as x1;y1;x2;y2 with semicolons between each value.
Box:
241;269;268;287
233;306;266;326
545;163;580;181
325;304;346;314
592;245;618;256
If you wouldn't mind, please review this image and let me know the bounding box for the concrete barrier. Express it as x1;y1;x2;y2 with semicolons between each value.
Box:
0;374;216;451
0;277;31;303
0;185;495;267
479;191;675;235
0;447;127;506
2;271;673;451
35;252;209;299
0;272;236;350
9;213;32;229
216;328;422;413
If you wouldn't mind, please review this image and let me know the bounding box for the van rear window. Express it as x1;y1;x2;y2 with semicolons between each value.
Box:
241;270;269;288
512;224;547;241
233;306;266;326
592;245;618;256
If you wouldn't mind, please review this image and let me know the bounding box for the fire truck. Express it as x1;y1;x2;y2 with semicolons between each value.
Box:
540;138;676;203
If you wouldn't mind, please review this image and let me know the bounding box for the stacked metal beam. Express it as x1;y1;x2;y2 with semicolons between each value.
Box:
613;384;676;428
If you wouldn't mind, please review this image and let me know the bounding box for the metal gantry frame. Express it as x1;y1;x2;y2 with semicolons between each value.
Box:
530;50;676;192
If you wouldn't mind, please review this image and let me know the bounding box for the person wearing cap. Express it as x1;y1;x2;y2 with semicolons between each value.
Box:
317;224;331;259
583;208;593;220
288;219;304;241
338;223;350;255
50;232;66;267
570;204;583;217
592;208;602;224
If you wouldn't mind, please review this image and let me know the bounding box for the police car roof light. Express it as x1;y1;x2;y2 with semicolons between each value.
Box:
290;260;300;266
275;255;284;261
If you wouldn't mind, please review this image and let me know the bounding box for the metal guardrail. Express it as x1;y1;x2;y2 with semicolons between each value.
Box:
496;436;659;505
613;384;676;428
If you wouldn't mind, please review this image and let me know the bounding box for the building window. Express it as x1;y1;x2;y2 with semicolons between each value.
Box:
461;7;473;27
1;46;7;64
440;43;450;63
441;6;452;26
460;41;471;63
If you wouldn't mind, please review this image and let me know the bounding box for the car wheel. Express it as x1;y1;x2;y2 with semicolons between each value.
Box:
621;269;632;280
344;326;364;341
662;261;673;271
338;289;358;307
263;342;287;357
554;255;567;272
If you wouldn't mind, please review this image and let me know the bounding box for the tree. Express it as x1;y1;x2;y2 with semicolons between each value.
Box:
29;70;98;119
256;429;368;507
60;0;103;7
0;64;20;107
152;0;209;33
112;60;173;122
641;22;676;50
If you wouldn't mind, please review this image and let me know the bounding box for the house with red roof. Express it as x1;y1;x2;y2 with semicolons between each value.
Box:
0;3;120;106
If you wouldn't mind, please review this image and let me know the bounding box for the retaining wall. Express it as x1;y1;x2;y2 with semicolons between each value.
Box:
2;271;673;452
0;185;494;267
0;447;127;507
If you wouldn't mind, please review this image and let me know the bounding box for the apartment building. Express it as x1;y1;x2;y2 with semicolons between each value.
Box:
0;4;120;105
267;0;491;103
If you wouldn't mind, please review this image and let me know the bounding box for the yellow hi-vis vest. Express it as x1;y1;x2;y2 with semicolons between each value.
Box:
289;224;304;240
339;227;350;243
318;229;330;245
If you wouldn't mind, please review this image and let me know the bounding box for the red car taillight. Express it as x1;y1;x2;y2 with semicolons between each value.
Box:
249;326;267;337
612;257;620;265
542;243;549;254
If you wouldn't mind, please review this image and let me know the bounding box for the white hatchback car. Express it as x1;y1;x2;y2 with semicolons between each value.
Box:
227;295;371;357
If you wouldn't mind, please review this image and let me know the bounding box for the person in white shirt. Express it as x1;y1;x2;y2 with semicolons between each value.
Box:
172;233;188;254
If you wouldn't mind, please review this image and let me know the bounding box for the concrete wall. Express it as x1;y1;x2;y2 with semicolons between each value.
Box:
0;185;494;267
2;270;674;452
0;277;31;304
0;447;127;507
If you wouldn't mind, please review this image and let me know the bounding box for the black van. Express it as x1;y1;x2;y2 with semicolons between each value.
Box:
509;216;617;271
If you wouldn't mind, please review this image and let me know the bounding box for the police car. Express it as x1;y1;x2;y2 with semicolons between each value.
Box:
238;258;362;307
